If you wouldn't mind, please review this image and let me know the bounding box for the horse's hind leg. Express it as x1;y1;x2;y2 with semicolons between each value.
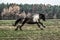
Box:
13;18;22;27
19;18;28;30
15;24;23;31
15;25;19;31
19;23;25;31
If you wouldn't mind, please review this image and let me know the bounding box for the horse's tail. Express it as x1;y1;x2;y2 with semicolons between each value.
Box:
13;18;22;26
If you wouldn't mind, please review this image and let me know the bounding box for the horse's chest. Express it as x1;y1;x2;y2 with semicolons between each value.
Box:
27;14;39;23
33;14;39;22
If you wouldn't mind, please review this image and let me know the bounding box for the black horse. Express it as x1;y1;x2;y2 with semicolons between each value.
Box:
13;10;46;31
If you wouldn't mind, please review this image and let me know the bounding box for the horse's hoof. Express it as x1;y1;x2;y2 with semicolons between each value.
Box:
43;26;45;28
12;24;15;26
15;29;18;31
20;29;23;31
41;28;43;30
20;30;23;31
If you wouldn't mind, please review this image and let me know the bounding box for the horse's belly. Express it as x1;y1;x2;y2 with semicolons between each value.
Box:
27;22;36;24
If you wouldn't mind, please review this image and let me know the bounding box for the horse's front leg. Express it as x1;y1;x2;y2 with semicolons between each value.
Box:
39;22;45;28
36;22;43;30
38;19;45;28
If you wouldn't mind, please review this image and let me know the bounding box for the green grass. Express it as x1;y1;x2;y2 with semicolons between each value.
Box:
0;19;60;40
0;20;15;26
0;19;58;26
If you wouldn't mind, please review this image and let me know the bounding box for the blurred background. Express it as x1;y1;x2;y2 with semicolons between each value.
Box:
0;3;60;20
0;0;60;40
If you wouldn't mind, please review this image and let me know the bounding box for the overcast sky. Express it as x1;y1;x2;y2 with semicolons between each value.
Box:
0;0;60;5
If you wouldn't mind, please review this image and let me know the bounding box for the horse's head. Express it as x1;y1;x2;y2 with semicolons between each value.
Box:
39;14;45;21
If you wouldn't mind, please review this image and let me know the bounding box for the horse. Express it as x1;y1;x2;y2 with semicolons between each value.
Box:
13;10;46;31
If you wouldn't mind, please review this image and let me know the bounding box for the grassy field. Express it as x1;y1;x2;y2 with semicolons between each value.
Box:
0;19;60;40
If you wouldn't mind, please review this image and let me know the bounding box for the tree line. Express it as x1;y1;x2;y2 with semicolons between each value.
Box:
0;3;60;20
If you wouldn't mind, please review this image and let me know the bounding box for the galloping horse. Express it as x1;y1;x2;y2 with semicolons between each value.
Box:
13;10;46;31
